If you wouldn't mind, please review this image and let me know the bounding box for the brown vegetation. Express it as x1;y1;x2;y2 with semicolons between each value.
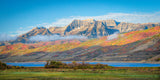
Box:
45;61;112;69
0;61;25;70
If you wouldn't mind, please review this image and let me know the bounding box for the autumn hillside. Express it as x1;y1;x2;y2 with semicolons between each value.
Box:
0;26;160;62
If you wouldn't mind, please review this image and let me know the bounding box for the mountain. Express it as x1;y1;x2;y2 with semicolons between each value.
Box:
14;27;53;43
0;19;160;62
0;26;160;62
62;19;119;38
8;19;160;43
49;19;160;38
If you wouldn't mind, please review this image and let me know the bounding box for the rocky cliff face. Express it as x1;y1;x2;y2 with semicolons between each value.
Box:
62;19;119;38
116;22;160;33
49;19;160;38
48;27;65;35
13;19;160;43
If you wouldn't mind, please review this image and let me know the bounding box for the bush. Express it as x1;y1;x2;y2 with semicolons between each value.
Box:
0;61;7;69
0;61;25;69
155;58;160;61
45;61;112;69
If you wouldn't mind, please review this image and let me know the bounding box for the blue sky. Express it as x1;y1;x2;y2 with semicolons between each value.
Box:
0;0;160;37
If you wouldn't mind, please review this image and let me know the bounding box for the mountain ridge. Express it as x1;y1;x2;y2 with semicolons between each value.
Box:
49;19;160;36
1;19;160;44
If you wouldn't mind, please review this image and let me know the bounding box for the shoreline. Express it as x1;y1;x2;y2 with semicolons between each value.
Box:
4;61;160;64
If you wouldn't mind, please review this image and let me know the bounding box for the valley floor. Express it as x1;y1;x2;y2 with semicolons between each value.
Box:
0;67;160;80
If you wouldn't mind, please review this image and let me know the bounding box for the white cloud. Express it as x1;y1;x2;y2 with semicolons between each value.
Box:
0;34;17;41
29;35;87;42
107;32;119;40
10;26;35;36
48;12;160;27
50;18;74;27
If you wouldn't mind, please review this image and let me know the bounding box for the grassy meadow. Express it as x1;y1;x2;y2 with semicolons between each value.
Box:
0;67;160;80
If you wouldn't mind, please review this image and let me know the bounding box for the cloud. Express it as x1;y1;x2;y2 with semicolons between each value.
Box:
50;18;74;27
10;26;35;36
29;35;87;42
48;12;160;27
0;34;17;41
107;32;119;40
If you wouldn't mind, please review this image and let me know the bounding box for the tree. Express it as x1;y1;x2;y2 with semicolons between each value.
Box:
0;61;7;69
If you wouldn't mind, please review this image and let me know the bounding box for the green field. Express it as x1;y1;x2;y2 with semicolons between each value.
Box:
0;67;160;80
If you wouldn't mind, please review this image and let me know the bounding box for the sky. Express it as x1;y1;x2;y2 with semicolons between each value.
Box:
0;0;160;37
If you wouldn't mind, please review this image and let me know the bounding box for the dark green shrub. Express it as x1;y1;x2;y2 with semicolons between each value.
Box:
0;61;7;69
0;61;25;69
45;60;112;69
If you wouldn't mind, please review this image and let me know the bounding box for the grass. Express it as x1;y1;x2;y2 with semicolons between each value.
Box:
0;67;160;80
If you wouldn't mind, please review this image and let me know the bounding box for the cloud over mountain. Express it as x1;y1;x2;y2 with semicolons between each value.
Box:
0;34;17;41
29;35;87;42
107;32;119;40
49;12;160;27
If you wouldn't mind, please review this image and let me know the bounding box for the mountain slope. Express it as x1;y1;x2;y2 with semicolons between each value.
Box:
14;27;53;43
0;26;160;62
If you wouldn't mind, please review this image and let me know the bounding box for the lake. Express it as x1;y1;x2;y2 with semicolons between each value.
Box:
6;62;160;67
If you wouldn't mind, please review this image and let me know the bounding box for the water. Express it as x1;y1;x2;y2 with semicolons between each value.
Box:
6;62;160;67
